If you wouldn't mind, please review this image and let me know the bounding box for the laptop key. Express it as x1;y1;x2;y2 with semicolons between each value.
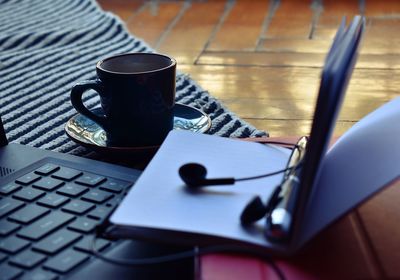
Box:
20;269;58;280
15;172;41;185
99;179;131;193
12;187;45;202
73;236;111;254
105;196;124;208
9;250;47;269
0;198;25;218
43;249;89;273
0;236;30;254
8;204;50;224
37;194;69;208
75;173;106;187
56;183;88;198
62;200;95;215
32;229;82;255
0;220;20;236
51;167;82;181
0;183;22;195
81;190;113;204
33;177;64;191
17;211;75;241
0;263;23;280
34;163;60;176
67;217;98;233
87;206;113;221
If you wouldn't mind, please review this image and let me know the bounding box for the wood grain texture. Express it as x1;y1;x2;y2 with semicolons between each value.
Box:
96;0;144;21
158;1;226;64
126;1;184;47
206;0;270;51
97;1;400;278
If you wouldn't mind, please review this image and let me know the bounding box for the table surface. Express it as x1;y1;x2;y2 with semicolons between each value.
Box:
96;1;400;278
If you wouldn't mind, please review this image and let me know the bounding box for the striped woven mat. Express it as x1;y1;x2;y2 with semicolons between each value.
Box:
0;0;266;157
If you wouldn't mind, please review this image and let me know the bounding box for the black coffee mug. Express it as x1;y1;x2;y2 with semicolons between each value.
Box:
71;53;176;147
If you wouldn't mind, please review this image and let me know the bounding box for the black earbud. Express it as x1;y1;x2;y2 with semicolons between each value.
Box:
240;185;283;225
179;161;295;189
240;196;268;224
179;140;305;242
178;163;235;188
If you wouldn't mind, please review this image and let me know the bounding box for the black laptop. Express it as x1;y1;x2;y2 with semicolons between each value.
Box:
0;117;194;279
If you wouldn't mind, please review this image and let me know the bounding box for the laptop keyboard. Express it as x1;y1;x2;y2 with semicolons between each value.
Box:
0;161;135;280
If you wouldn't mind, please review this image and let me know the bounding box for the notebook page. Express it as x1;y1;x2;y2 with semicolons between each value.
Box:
110;130;291;249
299;97;400;246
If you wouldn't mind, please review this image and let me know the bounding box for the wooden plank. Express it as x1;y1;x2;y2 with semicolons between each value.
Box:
364;0;400;16
357;53;400;69
361;19;400;55
126;2;183;47
245;119;356;138
157;1;226;64
349;68;400;97
244;119;312;137
222;98;385;121
179;65;400;100
178;64;321;105
265;0;314;39
312;15;342;39
264;16;313;39
320;0;361;16
197;51;400;69
96;0;144;21
197;51;326;68
313;0;360;39
259;38;332;53
179;64;396;135
207;0;269;51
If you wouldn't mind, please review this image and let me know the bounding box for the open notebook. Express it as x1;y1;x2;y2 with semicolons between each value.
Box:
109;16;400;255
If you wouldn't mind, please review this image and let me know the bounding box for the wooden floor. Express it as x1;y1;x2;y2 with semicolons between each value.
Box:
97;0;399;138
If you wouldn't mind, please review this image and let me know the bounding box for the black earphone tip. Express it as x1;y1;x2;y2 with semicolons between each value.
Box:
178;163;207;187
240;196;267;225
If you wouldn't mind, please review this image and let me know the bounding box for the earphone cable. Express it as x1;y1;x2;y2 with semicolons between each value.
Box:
235;163;302;182
90;231;286;280
235;141;300;182
88;139;300;278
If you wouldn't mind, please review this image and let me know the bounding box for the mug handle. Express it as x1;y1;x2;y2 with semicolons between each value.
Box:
70;80;108;129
